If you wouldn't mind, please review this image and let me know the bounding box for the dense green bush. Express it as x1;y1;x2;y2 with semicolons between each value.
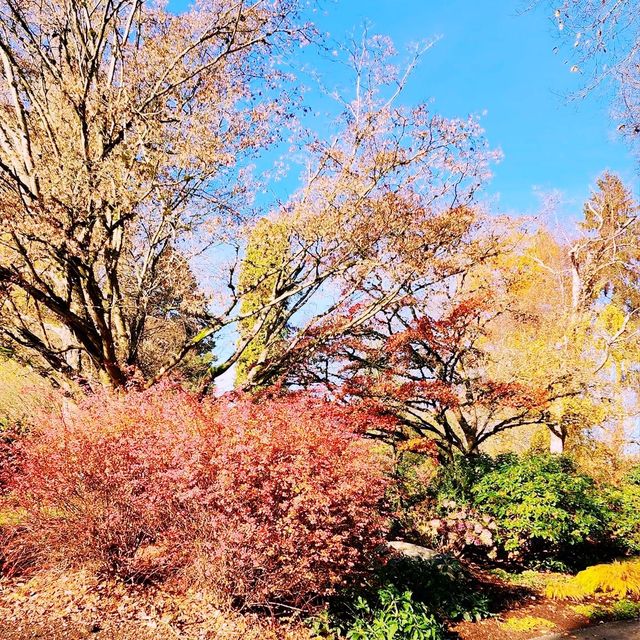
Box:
398;451;640;567
376;555;492;623
311;555;490;639
472;454;606;561
606;483;640;554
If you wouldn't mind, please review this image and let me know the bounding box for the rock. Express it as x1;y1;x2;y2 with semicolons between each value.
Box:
387;540;438;560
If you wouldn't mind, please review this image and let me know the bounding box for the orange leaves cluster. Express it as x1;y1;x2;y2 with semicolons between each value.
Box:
396;437;439;456
384;296;491;363
476;381;549;410
343;376;460;412
321;292;552;455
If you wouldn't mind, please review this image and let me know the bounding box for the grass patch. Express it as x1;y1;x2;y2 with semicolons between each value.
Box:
490;568;571;592
499;615;556;632
571;599;640;622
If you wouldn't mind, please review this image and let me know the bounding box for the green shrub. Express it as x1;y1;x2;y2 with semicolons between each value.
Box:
624;465;640;486
345;586;445;640
378;555;492;622
472;454;606;561
606;483;640;553
430;454;495;504
600;599;640;621
527;557;572;573
311;555;491;638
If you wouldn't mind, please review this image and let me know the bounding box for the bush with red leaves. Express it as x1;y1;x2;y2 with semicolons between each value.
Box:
1;384;391;609
0;426;18;494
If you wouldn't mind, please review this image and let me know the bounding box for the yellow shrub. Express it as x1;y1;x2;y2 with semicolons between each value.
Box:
546;560;640;600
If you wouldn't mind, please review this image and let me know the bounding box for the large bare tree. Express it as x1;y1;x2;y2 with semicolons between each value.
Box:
0;4;496;389
0;0;306;387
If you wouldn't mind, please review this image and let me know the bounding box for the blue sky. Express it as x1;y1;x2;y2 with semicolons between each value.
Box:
310;0;637;221
171;0;638;223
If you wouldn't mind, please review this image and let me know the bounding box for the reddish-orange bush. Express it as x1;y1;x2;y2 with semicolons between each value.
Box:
1;384;391;609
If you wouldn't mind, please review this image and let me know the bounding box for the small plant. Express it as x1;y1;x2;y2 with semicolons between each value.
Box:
609;599;640;621
571;603;599;618
346;586;444;640
316;554;492;636
546;559;640;600
528;557;571;573
412;499;497;559
499;615;555;632
308;609;342;640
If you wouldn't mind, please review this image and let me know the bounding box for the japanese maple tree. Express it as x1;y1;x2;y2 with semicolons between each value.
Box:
301;292;553;457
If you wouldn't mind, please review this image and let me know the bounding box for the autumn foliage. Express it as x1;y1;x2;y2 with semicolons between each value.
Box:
1;384;391;609
303;295;551;456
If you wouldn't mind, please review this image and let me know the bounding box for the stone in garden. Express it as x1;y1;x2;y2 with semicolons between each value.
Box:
387;541;438;560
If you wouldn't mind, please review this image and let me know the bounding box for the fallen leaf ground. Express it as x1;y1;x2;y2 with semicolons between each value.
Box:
0;569;311;640
1;566;639;640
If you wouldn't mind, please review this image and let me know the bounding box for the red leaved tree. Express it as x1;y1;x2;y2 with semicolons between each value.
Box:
294;293;553;458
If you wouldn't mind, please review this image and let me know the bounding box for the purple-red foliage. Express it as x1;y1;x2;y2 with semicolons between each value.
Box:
1;383;391;609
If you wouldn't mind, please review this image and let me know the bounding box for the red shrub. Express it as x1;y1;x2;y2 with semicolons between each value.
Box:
1;383;391;609
0;427;19;494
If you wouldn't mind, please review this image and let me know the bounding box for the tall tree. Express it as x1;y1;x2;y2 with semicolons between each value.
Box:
235;218;290;386
0;11;497;389
561;173;640;450
571;172;640;316
498;173;640;452
0;0;306;387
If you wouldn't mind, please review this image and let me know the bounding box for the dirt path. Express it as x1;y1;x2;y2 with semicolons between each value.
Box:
535;620;640;639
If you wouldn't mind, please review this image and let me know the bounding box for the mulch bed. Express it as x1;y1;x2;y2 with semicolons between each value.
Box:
451;567;630;640
453;598;589;640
